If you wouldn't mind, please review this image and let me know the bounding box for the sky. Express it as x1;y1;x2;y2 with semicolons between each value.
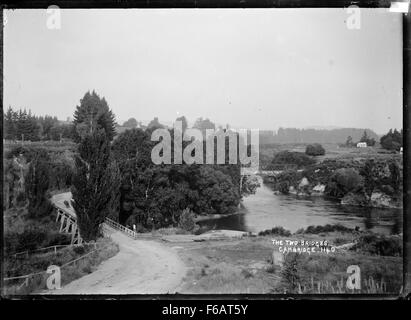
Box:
3;8;403;134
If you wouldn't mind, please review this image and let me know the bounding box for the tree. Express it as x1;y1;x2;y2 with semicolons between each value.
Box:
360;130;368;143
38;115;59;140
325;168;364;198
13;109;41;141
194;166;240;215
360;159;376;198
193;117;215;136
345;136;353;147
380;128;402;151
49;125;63;141
4;106;17;140
73;91;116;142
71;130;120;241
389;160;401;193
123;118;138;128
176;116;188;132
147;117;164;130
305;143;325;156
25;151;53;218
359;130;376;146
112;127;242;228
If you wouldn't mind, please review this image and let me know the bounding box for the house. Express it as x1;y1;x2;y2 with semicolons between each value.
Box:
356;142;367;148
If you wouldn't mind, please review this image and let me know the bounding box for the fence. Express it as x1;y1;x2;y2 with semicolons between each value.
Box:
11;244;75;259
10;242;98;259
104;217;138;239
3;241;101;292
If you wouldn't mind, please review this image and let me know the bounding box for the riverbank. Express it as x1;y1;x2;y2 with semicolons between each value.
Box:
262;158;403;210
194;211;241;223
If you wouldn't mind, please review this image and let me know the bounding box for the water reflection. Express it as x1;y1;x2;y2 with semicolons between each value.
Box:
198;179;403;235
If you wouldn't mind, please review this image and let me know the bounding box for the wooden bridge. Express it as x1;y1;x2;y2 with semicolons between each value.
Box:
51;193;82;245
51;193;141;244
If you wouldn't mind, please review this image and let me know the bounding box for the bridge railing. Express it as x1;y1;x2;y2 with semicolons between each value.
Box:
104;217;138;239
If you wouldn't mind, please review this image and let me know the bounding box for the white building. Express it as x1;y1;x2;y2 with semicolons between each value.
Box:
356;142;367;148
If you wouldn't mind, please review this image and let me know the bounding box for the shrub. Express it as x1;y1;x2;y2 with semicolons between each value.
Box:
280;253;305;292
278;181;290;194
325;168;364;198
341;192;369;207
352;234;402;257
4;227;71;256
300;224;354;234
178;208;198;232
272;170;302;194
258;226;292;237
305;144;325;156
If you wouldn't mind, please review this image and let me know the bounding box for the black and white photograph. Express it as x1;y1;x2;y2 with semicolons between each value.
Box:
1;3;408;301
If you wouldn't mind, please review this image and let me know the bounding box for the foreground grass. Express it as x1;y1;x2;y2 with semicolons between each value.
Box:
177;238;278;294
3;237;119;295
173;231;402;294
276;250;402;294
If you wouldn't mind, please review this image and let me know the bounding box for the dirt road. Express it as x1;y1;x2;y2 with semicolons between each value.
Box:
50;226;186;295
49;193;187;295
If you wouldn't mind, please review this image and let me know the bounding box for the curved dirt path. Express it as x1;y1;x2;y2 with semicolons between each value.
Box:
52;227;186;294
49;193;187;295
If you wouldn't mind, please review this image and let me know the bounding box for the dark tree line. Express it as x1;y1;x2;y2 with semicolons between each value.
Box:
70;92;243;237
380;129;403;151
3;106;75;142
5;90;255;240
111;127;242;229
4;145;75;212
259;127;379;145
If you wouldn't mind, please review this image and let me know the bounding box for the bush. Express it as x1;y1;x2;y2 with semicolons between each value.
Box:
299;224;354;234
352;234;402;257
178;208;198;233
272;170;302;194
305;144;325;156
4;227;71;256
325;168;363;198
280;253;305;292
278;181;291;194
259;226;292;237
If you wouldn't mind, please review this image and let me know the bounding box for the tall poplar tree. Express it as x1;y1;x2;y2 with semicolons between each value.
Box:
71;130;120;241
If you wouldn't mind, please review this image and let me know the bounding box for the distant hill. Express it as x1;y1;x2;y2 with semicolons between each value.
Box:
260;127;379;145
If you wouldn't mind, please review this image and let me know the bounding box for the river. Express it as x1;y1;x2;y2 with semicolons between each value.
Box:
198;177;403;235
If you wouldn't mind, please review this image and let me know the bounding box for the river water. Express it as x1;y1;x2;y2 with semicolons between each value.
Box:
198;177;403;235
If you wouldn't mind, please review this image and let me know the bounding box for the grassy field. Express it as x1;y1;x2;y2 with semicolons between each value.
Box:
260;143;402;170
170;231;402;294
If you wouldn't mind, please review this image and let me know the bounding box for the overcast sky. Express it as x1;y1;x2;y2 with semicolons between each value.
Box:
4;9;402;134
